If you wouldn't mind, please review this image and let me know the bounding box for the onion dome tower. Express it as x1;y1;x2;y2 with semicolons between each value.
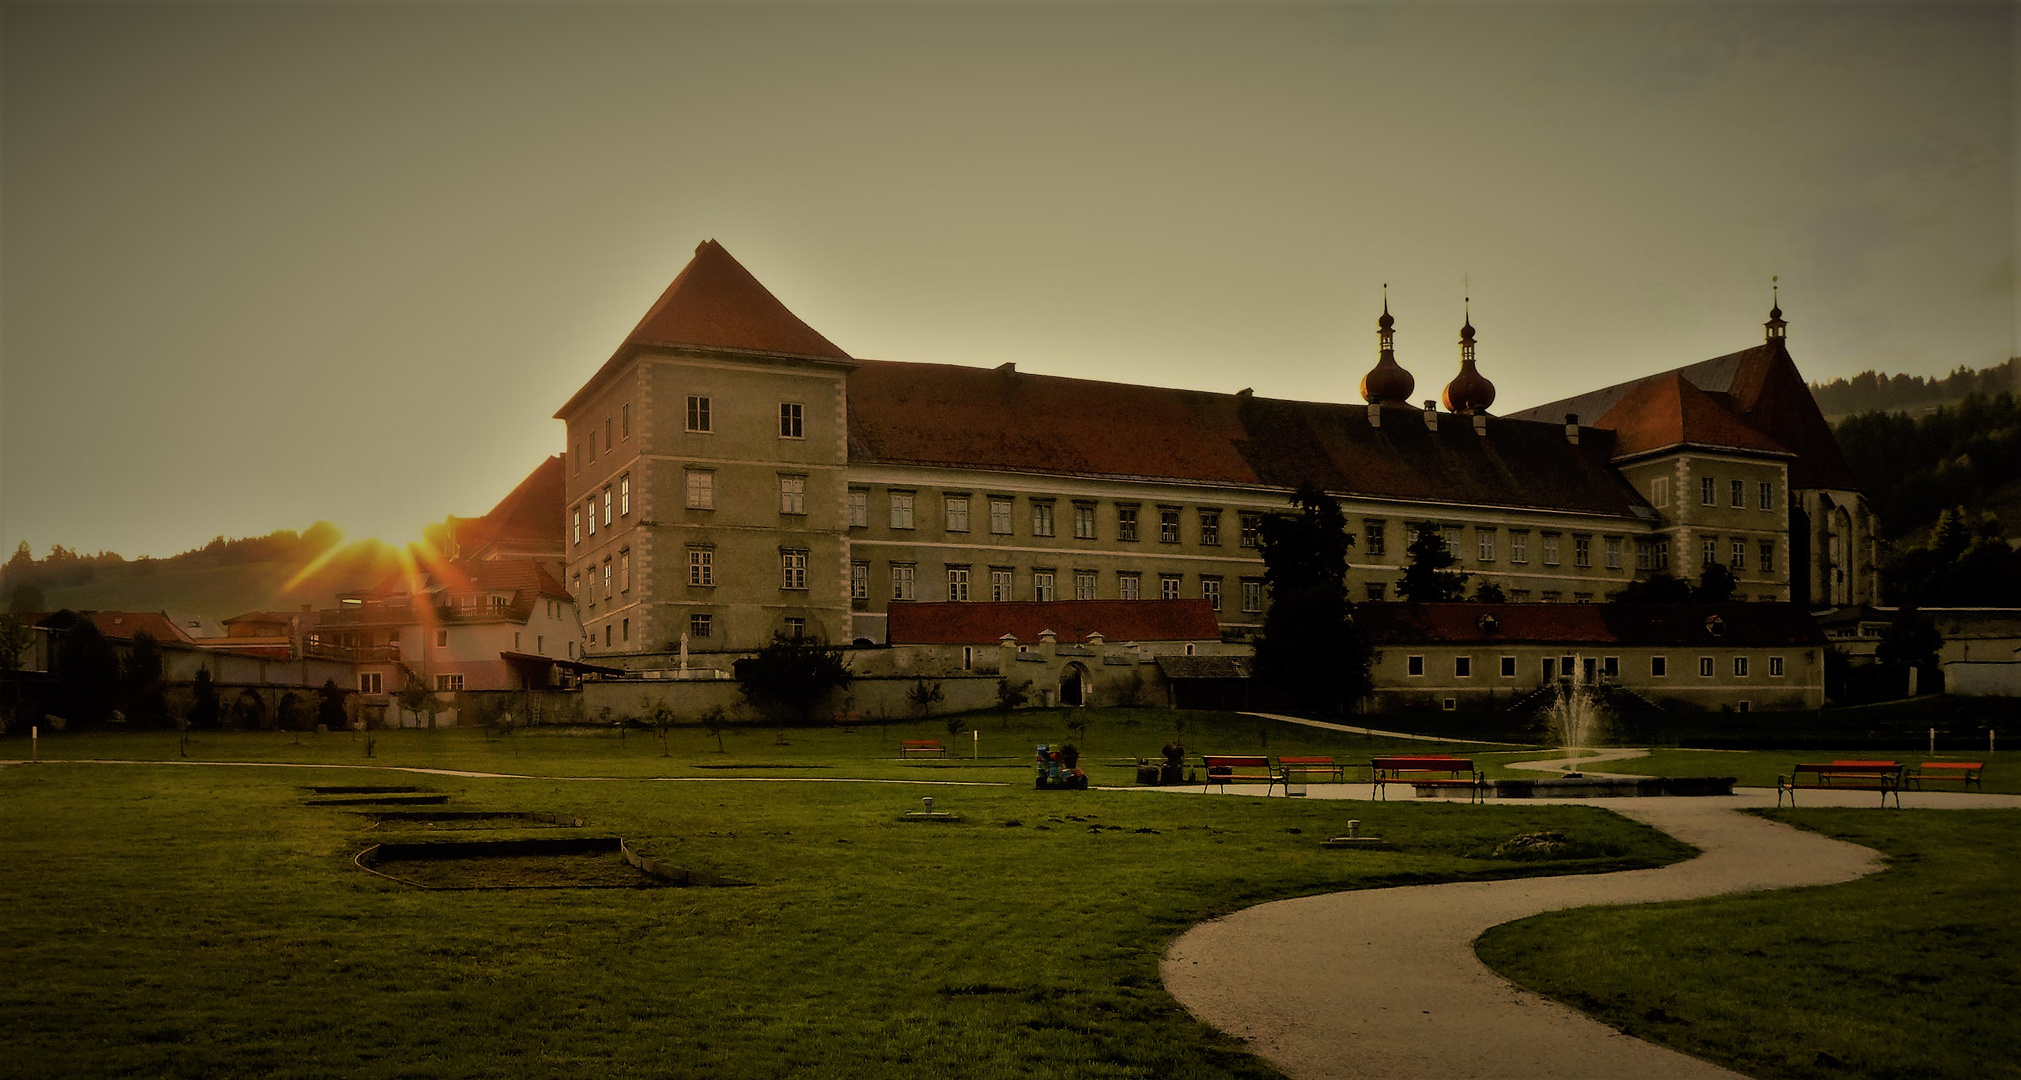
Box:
1765;276;1787;342
1441;298;1496;413
1360;286;1416;405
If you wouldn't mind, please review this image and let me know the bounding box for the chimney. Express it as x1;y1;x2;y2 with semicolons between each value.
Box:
1039;627;1058;659
1473;414;1488;437
996;362;1016;374
1367;402;1381;428
1423;399;1438;431
1564;413;1580;445
1085;630;1104;658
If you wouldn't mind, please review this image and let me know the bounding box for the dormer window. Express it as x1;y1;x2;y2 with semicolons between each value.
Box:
1705;615;1725;637
1477;613;1499;634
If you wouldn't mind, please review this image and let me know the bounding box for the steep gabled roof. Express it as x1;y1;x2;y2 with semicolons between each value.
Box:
454;456;563;556
1595;372;1789;460
887;600;1222;645
1512;341;1861;489
557;240;852;419
369;557;572;608
847;360;1653;519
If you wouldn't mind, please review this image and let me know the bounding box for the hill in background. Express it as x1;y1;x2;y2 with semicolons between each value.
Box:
4;524;402;621
1813;357;2018;423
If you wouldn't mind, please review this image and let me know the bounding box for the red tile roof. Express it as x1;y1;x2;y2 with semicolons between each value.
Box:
887;600;1223;645
1513;342;1861;490
367;558;571;615
846;360;1652;519
1353;602;1825;647
1594;372;1790;460
80;611;193;645
557;240;852;419
454;455;563;555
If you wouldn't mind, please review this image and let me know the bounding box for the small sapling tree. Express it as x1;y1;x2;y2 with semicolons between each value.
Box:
906;678;944;717
395;680;431;728
700;705;727;754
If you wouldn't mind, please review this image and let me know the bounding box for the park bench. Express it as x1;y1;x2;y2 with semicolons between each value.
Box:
1371;755;1485;803
899;739;947;758
1906;761;1984;793
1777;760;1902;808
1276;756;1346;783
1201;755;1278;793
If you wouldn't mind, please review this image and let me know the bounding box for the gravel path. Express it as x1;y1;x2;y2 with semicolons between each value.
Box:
1162;785;2021;1080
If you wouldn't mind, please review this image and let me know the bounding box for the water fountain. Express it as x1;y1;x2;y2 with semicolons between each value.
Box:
1492;655;1735;798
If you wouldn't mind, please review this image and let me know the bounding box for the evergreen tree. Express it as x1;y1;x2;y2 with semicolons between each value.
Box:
119;631;169;728
1395;524;1470;602
1693;562;1738;603
1876;607;1942;687
1609;571;1695;603
54;620;118;727
188;667;221;729
317;678;350;731
1253;482;1373;715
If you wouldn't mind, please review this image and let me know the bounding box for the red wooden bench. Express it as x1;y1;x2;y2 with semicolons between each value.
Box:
1906;761;1983;792
899;739;947;758
1201;755;1278;793
1777;760;1902;808
1372;755;1485;803
1277;756;1346;782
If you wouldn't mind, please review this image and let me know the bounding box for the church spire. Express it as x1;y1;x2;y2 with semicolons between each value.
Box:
1360;284;1415;405
1441;297;1496;414
1765;276;1787;342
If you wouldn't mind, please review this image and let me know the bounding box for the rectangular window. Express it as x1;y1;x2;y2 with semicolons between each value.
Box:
621;618;628;642
946;567;970;602
781;550;808;591
1574;534;1592;568
891;564;916;601
587;500;596;538
436;673;464;692
1407;655;1425;677
1200;510;1221;546
1364;519;1386;557
1509;531;1529;564
991;568;1014;602
1455;656;1472;678
1509;588;1532;601
1499;656;1516;678
1541;590;1562;602
1602;656;1619;677
572;508;581;545
1652;656;1668;677
945;495;970;532
1117;572;1141;600
779;402;804;439
990;497;1013;535
1478;528;1496;563
1542;533;1561;566
1699;656;1714;677
571;571;580;597
1159;574;1181;600
690;614;712;639
604;417;613;453
1734;657;1750;677
779;475;806;515
1703;538;1718;568
1159;508;1181;544
851;561;869;601
1574;592;1594;603
1759;541;1774;573
621;402;630;439
358;672;383;694
602;559;612;598
1032;501;1055;537
847;490;869;528
1730;479;1745;508
602;487;612;527
785;617;805;640
1732;540;1747;571
620;549;630;592
686;395;711;433
1240;512;1264;548
686;470;714;510
1201;577;1222;611
1759;481;1773;511
1635;539;1652;570
1701;476;1716;506
620;474;631;516
1365;582;1387;601
1117;505;1140;542
1074;570;1098;600
1603;536;1622;569
573;443;581;475
1655;539;1670;571
1033;570;1057;602
1651;476;1669;507
1770;656;1785;677
1443;527;1462;559
891;492;915;529
1072;502;1097;540
1241;579;1264;613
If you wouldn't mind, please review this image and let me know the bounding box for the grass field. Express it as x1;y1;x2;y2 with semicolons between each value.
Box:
1478;809;2021;1080
0;715;1690;1080
1590;748;2021;795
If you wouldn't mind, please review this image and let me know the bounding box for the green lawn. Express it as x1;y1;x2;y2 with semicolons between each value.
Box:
0;719;1688;1080
1477;809;2021;1080
1589;748;2021;795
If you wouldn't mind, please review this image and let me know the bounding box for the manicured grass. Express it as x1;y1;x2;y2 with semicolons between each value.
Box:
1589;748;2021;796
0;728;1689;1079
1477;809;2021;1080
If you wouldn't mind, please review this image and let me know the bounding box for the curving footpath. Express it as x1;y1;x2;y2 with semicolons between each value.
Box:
1162;775;2021;1080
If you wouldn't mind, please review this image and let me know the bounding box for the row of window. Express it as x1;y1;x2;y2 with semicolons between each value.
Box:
1405;654;1789;679
572;403;633;476
573;474;632;545
571;550;632;605
1650;475;1777;512
676;395;806;440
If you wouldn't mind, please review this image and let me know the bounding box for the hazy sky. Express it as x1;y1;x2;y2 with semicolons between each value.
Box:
3;2;2013;560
